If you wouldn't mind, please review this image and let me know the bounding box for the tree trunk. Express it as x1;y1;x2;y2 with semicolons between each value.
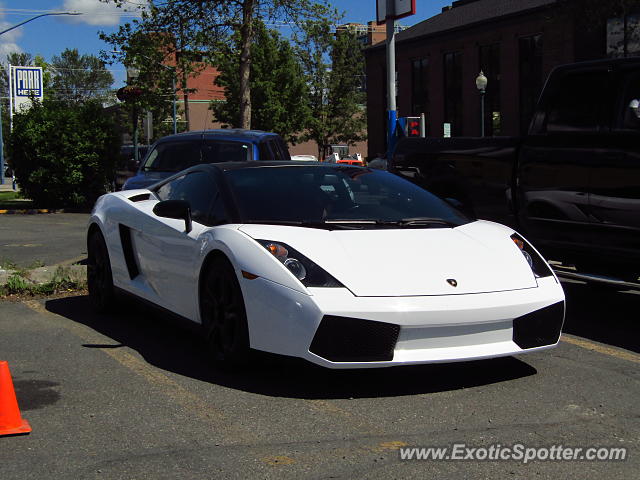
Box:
239;0;255;129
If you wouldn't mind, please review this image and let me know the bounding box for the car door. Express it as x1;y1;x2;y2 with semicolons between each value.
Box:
517;67;610;257
136;170;218;320
587;65;640;267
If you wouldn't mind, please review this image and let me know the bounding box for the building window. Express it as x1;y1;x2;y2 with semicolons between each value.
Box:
411;58;429;118
444;52;463;136
519;34;543;134
479;43;501;136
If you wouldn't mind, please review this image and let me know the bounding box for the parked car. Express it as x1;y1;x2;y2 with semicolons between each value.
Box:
115;145;149;191
122;129;291;190
391;57;640;284
88;162;564;369
290;154;318;162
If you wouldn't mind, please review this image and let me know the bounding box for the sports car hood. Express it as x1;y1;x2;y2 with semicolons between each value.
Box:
239;221;539;297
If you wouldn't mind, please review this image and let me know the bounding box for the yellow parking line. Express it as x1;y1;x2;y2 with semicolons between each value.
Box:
561;334;640;364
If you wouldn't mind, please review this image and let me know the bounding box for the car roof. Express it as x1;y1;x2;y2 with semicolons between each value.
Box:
155;129;280;144
200;161;367;172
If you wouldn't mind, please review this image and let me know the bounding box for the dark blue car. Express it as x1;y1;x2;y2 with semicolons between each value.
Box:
122;129;291;190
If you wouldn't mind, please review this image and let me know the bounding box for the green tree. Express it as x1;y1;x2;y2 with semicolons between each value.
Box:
100;2;215;131
101;28;186;143
212;21;310;143
101;0;331;129
0;53;53;173
8;99;121;208
50;48;114;103
295;19;367;159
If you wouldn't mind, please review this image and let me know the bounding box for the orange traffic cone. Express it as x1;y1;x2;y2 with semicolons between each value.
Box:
0;361;31;436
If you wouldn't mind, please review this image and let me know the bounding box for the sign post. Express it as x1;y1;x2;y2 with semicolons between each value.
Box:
377;0;416;160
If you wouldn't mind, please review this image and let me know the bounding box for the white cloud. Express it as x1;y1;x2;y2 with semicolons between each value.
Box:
59;0;144;27
0;4;23;60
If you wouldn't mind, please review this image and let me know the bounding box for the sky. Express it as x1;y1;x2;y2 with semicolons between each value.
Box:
0;0;452;87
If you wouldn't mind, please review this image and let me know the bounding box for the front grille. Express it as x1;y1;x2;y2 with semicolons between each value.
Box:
309;316;400;362
513;301;565;349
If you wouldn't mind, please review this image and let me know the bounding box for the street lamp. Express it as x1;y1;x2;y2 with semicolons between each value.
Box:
0;11;82;187
476;70;488;137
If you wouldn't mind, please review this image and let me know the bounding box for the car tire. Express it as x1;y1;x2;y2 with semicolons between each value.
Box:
200;256;251;369
87;230;116;313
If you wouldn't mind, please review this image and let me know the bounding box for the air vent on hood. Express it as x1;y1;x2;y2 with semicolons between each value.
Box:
128;193;151;202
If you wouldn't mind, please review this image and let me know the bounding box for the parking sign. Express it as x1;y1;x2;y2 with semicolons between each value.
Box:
10;66;44;114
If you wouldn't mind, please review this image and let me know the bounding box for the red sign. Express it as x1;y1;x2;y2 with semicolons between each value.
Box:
376;0;416;24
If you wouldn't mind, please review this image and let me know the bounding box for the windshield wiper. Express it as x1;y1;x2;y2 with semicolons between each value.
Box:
243;219;359;229
375;217;458;228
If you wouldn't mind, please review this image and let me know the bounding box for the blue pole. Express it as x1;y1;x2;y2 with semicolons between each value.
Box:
386;110;397;162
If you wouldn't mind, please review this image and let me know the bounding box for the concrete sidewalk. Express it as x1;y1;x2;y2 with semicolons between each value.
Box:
0;176;17;192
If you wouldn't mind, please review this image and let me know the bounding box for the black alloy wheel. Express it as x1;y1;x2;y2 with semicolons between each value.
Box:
200;257;250;368
87;231;116;313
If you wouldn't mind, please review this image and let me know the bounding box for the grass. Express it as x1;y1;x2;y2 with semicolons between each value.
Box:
0;266;86;298
0;258;45;272
0;191;34;210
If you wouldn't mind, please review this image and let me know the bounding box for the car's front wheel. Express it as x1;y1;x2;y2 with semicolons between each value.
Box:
87;230;116;312
200;257;250;369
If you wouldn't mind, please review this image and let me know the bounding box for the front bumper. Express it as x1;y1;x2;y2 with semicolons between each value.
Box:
240;275;565;369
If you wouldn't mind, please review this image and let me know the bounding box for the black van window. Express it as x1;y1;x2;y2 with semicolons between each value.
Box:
544;71;608;133
615;70;640;132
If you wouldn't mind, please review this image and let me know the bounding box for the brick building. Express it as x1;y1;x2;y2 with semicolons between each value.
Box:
365;0;627;156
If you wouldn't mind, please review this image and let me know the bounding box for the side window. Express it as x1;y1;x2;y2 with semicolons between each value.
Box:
143;147;160;170
143;141;202;172
276;138;291;160
269;140;283;160
155;172;218;226
202;140;252;163
615;70;640;132
258;140;274;160
544;71;608;133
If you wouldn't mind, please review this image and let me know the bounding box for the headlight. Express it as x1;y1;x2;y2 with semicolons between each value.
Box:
257;240;344;288
511;233;553;278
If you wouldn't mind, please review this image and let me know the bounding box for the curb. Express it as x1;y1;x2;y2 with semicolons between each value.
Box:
0;209;59;215
0;264;87;286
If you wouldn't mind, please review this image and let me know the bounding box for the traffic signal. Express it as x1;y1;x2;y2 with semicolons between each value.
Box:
407;118;421;137
398;116;423;137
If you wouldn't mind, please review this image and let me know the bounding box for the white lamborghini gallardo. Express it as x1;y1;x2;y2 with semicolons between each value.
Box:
87;162;565;368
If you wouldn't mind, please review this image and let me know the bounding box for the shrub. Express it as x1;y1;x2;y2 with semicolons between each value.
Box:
8;98;121;208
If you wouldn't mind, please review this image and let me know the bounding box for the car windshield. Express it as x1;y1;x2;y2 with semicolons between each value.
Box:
224;165;470;228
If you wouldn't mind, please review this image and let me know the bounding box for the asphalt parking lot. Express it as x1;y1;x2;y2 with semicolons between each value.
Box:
0;213;90;268
1;213;638;478
0;280;638;479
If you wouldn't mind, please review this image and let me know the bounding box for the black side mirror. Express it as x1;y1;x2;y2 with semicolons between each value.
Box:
153;200;192;233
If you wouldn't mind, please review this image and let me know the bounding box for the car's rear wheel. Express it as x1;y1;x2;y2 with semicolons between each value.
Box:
87;230;116;312
200;257;250;369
